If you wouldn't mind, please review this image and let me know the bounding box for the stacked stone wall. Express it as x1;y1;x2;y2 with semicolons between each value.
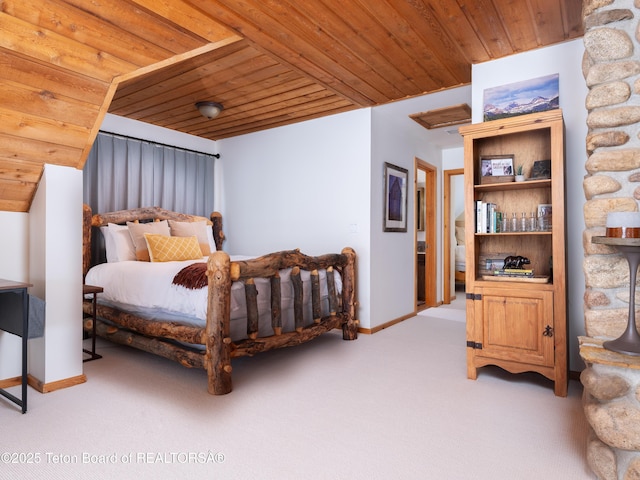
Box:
583;0;640;340
583;1;640;478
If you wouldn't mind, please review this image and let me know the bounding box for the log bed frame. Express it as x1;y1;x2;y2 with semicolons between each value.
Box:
81;205;359;395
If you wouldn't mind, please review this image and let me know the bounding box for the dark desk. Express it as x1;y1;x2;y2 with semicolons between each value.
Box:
83;284;103;362
0;279;32;413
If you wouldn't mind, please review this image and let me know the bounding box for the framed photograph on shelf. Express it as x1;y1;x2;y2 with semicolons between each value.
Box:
537;204;552;231
479;155;515;184
383;162;408;232
537;204;552;217
531;159;551;180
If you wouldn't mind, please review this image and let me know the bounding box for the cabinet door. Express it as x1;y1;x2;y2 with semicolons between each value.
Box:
476;286;554;367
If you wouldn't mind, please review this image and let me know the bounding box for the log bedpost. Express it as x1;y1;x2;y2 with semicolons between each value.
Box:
341;247;359;340
82;204;92;280
210;212;225;251
205;251;233;395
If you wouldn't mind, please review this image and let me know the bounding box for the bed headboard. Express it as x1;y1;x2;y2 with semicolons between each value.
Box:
82;205;225;278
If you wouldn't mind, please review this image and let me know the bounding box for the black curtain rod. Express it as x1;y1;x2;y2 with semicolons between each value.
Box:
99;130;221;159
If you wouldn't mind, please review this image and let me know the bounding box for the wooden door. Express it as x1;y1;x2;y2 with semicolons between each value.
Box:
476;286;554;367
443;168;464;304
415;158;437;309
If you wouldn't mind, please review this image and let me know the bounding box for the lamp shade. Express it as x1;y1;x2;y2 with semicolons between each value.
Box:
196;101;224;119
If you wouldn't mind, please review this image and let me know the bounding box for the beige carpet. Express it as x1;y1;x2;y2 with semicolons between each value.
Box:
1;303;593;479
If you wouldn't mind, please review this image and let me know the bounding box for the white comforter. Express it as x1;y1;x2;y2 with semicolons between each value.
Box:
84;256;341;340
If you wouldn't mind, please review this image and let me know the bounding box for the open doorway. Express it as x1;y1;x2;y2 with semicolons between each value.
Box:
415;158;437;311
443;168;465;304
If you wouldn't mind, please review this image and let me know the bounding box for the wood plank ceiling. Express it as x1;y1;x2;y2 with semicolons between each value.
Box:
0;0;583;212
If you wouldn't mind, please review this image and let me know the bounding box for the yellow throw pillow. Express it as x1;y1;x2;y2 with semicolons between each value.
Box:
143;233;203;262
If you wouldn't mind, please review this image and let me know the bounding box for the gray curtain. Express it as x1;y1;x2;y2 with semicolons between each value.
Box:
83;132;216;217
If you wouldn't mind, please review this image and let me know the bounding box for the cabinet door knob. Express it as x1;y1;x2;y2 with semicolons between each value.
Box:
543;325;554;337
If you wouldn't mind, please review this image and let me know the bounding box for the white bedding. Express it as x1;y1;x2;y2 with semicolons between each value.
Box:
84;256;341;341
455;245;466;272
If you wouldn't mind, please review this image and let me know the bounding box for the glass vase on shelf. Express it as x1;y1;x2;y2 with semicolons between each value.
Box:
528;212;537;232
501;215;509;233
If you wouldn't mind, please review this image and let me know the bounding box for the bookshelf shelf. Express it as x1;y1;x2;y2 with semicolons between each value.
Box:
474;178;551;192
474;231;552;236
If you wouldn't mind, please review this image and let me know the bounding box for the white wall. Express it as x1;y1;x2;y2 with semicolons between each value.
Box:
218;86;473;330
29;164;84;383
471;39;588;370
218;109;373;327
0;212;29;378
0;165;84;384
369;87;470;325
217;86;475;330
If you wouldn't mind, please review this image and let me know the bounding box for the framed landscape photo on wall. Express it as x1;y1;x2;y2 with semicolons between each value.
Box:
383;162;408;232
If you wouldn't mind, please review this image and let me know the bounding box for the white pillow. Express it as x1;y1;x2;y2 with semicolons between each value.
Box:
100;226;118;263
101;223;136;262
455;226;465;245
110;223;137;261
206;224;216;252
100;224;129;263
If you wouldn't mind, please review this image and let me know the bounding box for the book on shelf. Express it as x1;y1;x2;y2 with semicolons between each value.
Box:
475;201;500;233
493;269;534;277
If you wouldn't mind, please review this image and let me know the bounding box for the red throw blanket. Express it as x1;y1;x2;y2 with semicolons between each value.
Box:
173;263;208;290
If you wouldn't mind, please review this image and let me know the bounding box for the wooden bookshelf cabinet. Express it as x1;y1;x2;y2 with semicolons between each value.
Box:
459;110;567;397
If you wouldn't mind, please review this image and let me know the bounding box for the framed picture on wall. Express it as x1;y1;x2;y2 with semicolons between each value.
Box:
383;162;408;232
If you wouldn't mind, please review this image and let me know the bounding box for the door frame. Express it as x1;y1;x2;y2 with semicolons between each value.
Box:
415;158;437;310
443;168;464;304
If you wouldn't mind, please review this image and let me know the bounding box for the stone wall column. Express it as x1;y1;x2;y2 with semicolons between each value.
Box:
582;1;640;478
